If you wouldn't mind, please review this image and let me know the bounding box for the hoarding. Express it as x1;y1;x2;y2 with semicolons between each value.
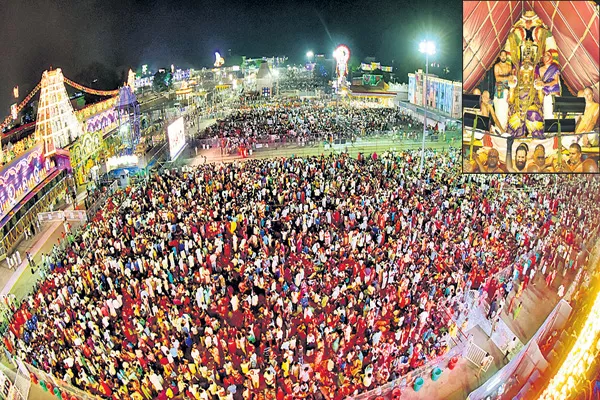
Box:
167;117;186;160
0;144;54;222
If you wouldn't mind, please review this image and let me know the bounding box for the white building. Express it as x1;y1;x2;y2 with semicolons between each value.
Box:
256;62;275;97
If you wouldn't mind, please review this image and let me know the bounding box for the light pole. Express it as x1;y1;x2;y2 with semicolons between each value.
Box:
271;69;279;97
419;40;436;174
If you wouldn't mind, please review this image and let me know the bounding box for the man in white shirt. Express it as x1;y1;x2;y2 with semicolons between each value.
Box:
149;371;164;392
504;336;518;361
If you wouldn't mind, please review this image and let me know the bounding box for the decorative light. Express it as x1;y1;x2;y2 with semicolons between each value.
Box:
306;51;314;59
10;104;17;120
127;69;136;91
13;86;19;99
34;68;85;156
538;289;600;399
214;52;225;68
333;45;351;86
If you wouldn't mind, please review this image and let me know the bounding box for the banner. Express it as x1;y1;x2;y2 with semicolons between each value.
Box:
167;117;187;160
0;144;53;222
362;75;382;86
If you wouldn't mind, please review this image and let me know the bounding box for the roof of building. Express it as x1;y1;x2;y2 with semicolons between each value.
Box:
256;62;273;80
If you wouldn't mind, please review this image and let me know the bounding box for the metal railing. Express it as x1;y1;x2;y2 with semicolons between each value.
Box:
0;177;67;261
347;340;467;400
25;361;103;400
464;338;492;372
12;360;30;400
183;130;461;162
37;210;87;223
85;180;118;221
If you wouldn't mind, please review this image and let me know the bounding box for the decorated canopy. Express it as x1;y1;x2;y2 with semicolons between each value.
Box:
463;1;599;102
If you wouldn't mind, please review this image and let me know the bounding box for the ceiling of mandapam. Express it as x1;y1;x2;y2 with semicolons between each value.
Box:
463;1;599;102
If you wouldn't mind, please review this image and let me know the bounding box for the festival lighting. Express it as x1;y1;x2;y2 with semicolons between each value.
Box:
10;104;17;120
127;69;136;91
35;69;85;156
0;82;41;132
538;289;600;399
333;45;350;86
13;86;19;98
214;52;225;68
306;51;314;59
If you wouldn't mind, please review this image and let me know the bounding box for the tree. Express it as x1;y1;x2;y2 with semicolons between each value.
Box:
152;71;173;93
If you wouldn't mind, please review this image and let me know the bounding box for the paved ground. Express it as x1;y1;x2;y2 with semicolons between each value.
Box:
398;327;507;400
186;135;461;167
0;192;86;303
402;270;574;400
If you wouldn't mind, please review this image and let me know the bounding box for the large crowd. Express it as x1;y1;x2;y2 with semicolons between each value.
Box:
2;140;599;400
276;70;323;93
201;103;423;155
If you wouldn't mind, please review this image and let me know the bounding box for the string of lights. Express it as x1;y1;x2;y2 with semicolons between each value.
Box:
63;77;120;97
0;83;41;132
1;76;119;133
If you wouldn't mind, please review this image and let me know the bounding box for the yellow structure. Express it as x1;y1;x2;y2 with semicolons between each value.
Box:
348;81;398;107
69;130;106;185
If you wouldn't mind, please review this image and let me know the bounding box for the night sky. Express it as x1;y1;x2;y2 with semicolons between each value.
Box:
0;0;462;115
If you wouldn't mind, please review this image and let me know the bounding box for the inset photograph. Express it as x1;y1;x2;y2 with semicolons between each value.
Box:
462;1;599;173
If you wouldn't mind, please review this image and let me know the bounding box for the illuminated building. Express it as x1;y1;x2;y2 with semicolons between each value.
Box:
34;69;85;156
408;69;462;118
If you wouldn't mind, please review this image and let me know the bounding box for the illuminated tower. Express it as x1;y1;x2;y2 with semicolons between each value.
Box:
127;69;136;92
34;69;84;156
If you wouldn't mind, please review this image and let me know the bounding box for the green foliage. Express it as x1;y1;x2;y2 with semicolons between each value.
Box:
152;70;173;92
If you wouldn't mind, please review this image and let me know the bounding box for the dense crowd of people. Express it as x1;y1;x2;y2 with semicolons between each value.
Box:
201;102;422;155
3;141;599;400
276;70;323;93
208;102;424;156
